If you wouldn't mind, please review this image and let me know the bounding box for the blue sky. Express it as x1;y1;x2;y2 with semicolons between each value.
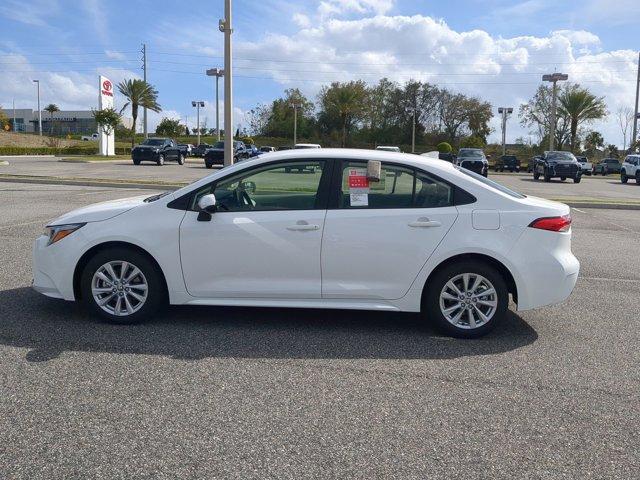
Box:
1;0;638;145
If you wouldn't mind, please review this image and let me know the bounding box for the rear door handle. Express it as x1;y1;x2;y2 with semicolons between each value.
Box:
408;217;441;228
287;221;320;231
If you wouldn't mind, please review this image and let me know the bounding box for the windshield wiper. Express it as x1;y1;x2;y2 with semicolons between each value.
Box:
144;191;173;203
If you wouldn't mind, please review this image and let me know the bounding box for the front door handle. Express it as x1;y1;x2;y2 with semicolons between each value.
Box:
287;221;320;231
408;217;441;228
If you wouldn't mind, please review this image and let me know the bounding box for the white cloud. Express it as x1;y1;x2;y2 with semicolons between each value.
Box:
0;0;59;27
292;13;311;29
318;0;395;17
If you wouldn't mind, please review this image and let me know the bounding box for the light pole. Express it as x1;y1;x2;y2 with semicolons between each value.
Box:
291;100;301;145
543;73;568;151
32;79;42;136
220;0;233;166
206;68;224;142
498;107;513;156
632;51;640;151
192;101;205;145
411;110;416;153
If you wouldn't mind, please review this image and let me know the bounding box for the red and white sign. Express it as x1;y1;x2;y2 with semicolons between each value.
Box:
348;169;369;189
98;75;115;155
101;79;113;97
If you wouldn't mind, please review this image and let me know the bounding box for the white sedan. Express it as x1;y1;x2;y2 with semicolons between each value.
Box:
32;149;579;338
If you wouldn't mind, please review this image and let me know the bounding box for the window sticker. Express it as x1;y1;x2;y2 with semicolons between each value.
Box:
350;193;368;207
347;168;369;192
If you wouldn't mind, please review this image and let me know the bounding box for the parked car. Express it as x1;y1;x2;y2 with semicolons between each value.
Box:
575;156;592;175
177;144;193;157
260;146;276;153
245;144;261;157
32;148;579;338
438;152;457;163
277;146;292;151
456;148;489;177
620;154;640;184
192;143;214;157
131;138;184;166
593;158;622;175
294;143;322;149
494;155;521;172
81;133;99;141
532;151;581;183
204;141;248;168
375;146;401;152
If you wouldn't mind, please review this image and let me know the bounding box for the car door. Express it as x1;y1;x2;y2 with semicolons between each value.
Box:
321;160;459;300
179;159;332;298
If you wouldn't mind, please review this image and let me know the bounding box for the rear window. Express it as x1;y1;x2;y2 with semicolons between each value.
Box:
455;167;525;199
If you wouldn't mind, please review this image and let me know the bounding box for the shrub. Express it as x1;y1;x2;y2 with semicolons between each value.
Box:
436;142;452;153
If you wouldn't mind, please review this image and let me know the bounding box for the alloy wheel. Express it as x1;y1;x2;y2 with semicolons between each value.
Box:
91;260;148;316
439;273;498;329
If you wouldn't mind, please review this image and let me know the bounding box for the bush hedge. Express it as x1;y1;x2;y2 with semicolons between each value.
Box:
0;146;131;156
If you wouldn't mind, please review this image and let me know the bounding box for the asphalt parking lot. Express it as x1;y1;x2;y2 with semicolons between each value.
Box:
1;183;639;479
2;155;640;204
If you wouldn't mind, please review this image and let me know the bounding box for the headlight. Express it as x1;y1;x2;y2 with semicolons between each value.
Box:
44;223;85;246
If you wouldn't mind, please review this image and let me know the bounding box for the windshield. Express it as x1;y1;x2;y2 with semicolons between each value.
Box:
546;151;576;161
458;149;484;158
455;166;525;199
141;139;165;146
213;141;225;148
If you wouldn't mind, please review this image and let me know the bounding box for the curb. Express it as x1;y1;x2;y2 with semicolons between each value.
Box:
57;158;204;164
0;155;56;158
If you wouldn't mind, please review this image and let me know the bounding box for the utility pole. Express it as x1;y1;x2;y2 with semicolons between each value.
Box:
142;43;148;139
220;0;233;166
632;51;640;151
206;68;224;141
32;79;42;136
542;73;568;151
498;107;513;156
12;98;16;132
192;101;205;145
291;100;301;145
411;110;416;153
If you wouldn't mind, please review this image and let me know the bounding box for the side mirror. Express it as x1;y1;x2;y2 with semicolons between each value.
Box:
197;193;217;221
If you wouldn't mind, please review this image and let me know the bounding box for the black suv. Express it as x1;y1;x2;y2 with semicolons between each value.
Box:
192;143;214;157
494;155;520;172
456;148;488;177
131;138;184;166
593;158;622;175
204;141;249;168
532;151;581;183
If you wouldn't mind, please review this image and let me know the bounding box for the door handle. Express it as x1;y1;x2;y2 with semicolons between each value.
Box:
408;217;441;228
287;221;320;231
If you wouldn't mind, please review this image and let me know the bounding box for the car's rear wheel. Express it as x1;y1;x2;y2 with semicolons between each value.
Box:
560;176;566;181
133;159;140;166
205;162;213;169
177;154;185;165
636;172;640;184
533;169;540;180
601;168;606;176
424;260;508;338
80;248;165;324
621;171;628;183
543;169;551;182
157;154;165;166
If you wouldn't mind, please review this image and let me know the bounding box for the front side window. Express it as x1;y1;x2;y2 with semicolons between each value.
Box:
192;161;325;212
339;162;454;209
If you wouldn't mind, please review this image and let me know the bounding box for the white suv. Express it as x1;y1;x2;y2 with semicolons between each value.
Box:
620;155;640;184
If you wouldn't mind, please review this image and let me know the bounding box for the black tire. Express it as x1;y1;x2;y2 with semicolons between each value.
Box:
544;169;551;182
621;171;627;184
533;169;540;180
205;162;213;169
423;260;509;338
177;154;185;165
560;176;566;181
601;168;606;176
636;172;640;184
80;247;166;324
157;154;165;166
133;159;140;166
573;174;581;183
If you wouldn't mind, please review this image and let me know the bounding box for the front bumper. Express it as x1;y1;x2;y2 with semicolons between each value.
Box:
132;150;160;161
32;234;79;301
460;161;486;174
549;163;580;177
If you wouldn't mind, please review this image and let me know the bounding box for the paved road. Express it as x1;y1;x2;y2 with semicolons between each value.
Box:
2;156;640;202
0;183;639;479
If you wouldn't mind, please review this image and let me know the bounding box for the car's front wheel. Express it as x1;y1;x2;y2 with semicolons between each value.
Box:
80;248;165;324
157;154;165;166
573;173;581;183
533;169;540;180
424;260;508;338
621;170;628;183
177;154;185;165
543;169;551;182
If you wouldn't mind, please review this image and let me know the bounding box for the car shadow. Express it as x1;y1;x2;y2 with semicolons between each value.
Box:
0;287;537;362
519;177;575;184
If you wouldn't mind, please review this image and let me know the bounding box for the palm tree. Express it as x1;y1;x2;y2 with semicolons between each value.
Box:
117;79;161;148
322;81;367;147
558;84;607;152
43;104;59;135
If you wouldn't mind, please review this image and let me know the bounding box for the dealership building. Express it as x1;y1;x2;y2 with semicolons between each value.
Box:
8;109;132;135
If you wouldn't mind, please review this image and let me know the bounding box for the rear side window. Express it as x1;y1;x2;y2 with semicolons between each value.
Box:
339;162;454;209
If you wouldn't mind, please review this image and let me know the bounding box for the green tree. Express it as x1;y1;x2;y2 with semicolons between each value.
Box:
437;142;452;153
92;108;122;156
117;78;162;148
0;106;9;130
318;81;368;147
460;135;485;148
44;103;59;135
155;117;185;137
519;85;571;149
558;84;607;152
584;131;604;151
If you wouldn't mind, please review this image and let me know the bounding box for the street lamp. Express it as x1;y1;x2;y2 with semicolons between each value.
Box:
542;73;568;151
220;0;233;166
206;68;224;142
497;107;513;156
191;101;205;145
32;79;42;136
290;100;302;146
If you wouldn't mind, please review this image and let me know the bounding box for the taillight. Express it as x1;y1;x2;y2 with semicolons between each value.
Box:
528;214;572;232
